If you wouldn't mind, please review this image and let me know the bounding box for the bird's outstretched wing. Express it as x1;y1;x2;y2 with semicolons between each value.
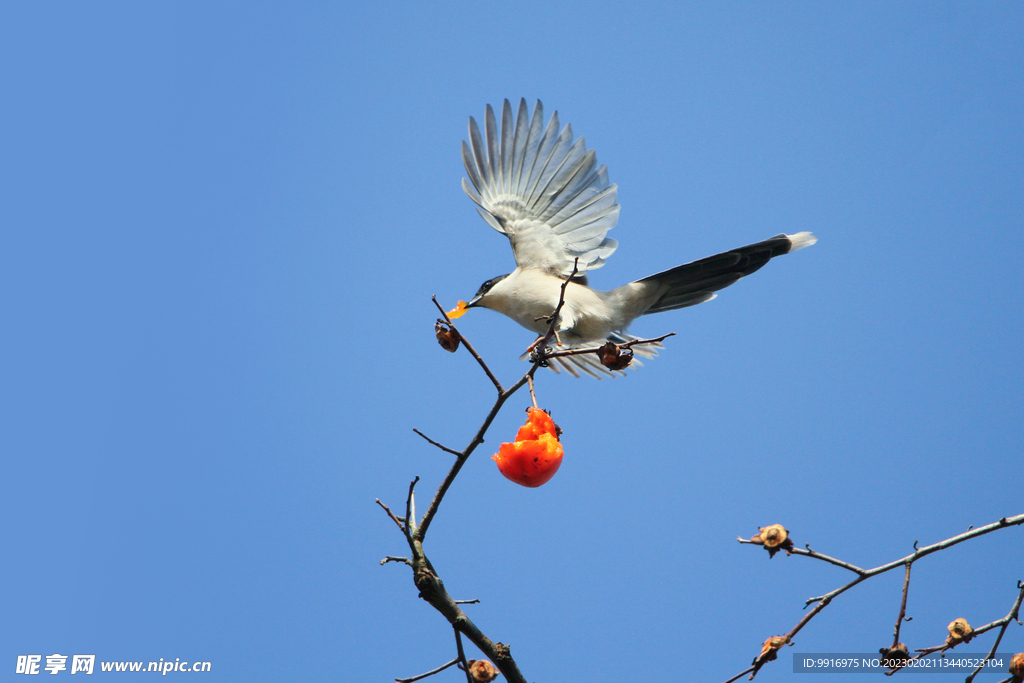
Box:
527;332;662;379
462;99;619;277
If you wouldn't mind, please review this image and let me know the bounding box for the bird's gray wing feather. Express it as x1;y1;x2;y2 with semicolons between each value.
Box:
462;99;620;277
522;332;662;379
635;233;814;315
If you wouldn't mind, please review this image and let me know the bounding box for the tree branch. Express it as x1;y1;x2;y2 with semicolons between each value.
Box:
381;277;594;683
412;428;462;457
395;658;459;683
964;582;1024;683
891;562;912;648
432;296;503;393
724;514;1024;682
544;331;676;359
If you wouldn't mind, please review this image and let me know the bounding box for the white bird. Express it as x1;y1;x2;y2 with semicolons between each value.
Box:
449;99;816;378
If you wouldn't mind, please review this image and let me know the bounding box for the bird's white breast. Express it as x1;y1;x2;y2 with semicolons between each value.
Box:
484;268;625;344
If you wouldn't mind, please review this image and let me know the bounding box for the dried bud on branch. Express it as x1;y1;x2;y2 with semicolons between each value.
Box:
1009;652;1024;681
879;644;909;670
467;659;500;682
753;635;790;665
946;618;974;645
597;341;633;371
435;322;462;352
750;524;794;558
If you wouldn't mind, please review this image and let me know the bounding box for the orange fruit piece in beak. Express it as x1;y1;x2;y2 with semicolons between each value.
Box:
447;300;469;319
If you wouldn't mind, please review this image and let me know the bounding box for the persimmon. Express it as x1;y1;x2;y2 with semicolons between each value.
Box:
446;300;469;319
492;407;563;487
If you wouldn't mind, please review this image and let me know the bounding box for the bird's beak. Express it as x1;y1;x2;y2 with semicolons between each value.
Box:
446;295;483;320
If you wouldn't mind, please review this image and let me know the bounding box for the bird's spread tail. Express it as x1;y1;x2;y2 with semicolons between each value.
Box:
787;231;817;252
637;233;816;316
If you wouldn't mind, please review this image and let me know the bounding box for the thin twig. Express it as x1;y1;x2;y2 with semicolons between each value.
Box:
544;332;676;359
380;556;412;567
432;296;504;393
406;477;419;536
799;545;867;575
454;599;480;605
390;280;582;683
965;582;1024;683
787;597;830;640
375;499;405;532
527;374;538;409
736;538;866;574
725;514;1024;683
892;562;912;648
899;582;1024;678
413;429;463;457
454;629;473;683
388;275;660;683
395;658;460;683
415;370;533;542
417;267;581;542
804;515;1024;607
722;666;756;683
541;260;579;344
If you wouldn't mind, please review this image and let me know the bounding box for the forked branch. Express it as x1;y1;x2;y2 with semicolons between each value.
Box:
725;515;1024;682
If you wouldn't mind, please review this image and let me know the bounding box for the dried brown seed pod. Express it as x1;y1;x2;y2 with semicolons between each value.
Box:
753;635;790;664
467;659;500;682
880;644;910;670
946;618;974;645
597;341;633;371
435;322;461;353
1008;652;1024;679
750;524;794;558
760;524;788;548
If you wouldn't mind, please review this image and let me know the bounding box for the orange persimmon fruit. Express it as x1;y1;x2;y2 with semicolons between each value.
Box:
492;407;563;487
446;300;469;319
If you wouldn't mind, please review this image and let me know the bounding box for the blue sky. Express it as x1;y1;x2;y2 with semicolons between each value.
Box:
2;2;1022;682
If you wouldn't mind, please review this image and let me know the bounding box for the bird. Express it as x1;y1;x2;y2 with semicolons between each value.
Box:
448;98;816;378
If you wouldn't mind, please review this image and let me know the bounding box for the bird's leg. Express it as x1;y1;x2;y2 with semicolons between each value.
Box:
533;313;565;346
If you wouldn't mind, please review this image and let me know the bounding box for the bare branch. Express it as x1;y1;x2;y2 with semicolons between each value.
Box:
787;596;830;640
728;514;1024;682
395;658;459;683
454;629;473;683
544;332;677;360
406;477;419;535
415;369;533;542
375;499;405;532
904;582;1024;682
413;428;462;457
805;514;1024;607
796;545;867;575
968;582;1024;679
527;374;538;409
529;259;579;361
432;296;504;393
380;556;412;567
738;537;866;574
721;666;755;683
892;562;912;648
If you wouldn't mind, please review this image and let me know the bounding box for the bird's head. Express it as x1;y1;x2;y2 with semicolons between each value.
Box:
447;274;510;319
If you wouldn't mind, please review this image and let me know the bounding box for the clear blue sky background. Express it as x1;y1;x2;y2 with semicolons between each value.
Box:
3;3;1022;682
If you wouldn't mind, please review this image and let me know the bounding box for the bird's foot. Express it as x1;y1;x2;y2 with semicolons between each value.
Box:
526;337;551;366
